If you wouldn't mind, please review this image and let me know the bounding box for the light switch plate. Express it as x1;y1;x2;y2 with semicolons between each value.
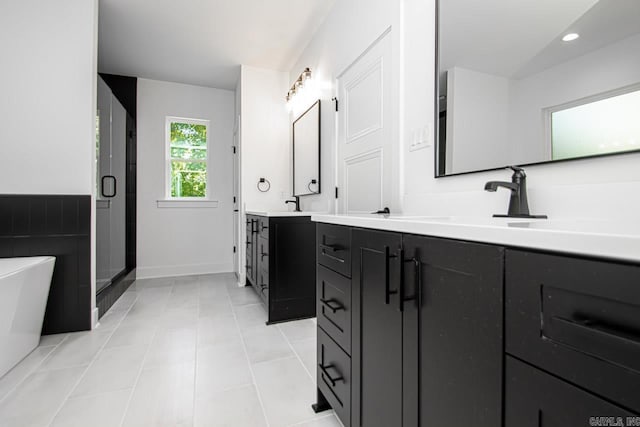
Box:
409;124;432;152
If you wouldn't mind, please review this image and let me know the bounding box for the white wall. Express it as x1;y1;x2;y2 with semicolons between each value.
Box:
0;0;98;195
137;79;235;278
240;66;291;212
288;0;402;213
291;0;640;223
447;67;509;174
0;0;99;317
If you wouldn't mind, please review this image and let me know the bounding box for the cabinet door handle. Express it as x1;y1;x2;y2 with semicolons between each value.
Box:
320;243;340;252
252;219;258;234
401;255;421;311
261;224;268;231
384;246;398;305
319;364;344;387
320;298;345;313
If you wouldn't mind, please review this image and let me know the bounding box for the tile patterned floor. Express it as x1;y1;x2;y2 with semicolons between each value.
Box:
0;273;342;427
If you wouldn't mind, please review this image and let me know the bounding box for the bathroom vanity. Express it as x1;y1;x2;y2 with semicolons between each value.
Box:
311;214;640;427
245;211;317;324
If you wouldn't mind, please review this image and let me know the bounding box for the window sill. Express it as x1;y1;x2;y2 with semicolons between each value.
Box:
156;199;219;209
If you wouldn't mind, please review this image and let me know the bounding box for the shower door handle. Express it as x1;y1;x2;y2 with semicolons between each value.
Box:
101;175;117;198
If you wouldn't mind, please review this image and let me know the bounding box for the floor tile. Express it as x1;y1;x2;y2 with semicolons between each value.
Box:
39;333;68;347
293;414;343;427
278;319;317;343
0;346;56;402
143;327;197;369
70;344;148;397
0;366;86;426
157;307;199;330
253;356;321;427
105;322;157;348
291;338;317;382
96;309;128;331
234;303;267;331
196;342;252;395
194;385;267;427
242;325;294;364
199;297;234;318
38;330;111;371
197;315;242;347
122;363;195;427
228;286;262;306
51;388;131;427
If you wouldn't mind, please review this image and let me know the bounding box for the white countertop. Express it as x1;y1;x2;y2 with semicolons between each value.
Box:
246;210;327;217
311;214;640;263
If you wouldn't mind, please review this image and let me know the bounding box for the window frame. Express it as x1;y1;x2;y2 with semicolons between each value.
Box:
165;116;211;200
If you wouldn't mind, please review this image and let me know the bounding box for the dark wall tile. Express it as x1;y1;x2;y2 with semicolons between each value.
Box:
0;195;92;334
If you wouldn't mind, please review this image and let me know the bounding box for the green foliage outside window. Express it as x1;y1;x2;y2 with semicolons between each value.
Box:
170;121;208;197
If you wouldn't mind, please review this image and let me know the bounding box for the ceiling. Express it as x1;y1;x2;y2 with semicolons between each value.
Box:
98;0;336;90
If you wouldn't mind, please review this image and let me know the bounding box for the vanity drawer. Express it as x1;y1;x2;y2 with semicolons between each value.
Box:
258;237;269;273
506;249;640;412
505;356;636;426
317;224;351;278
317;265;352;354
318;328;351;427
258;217;269;239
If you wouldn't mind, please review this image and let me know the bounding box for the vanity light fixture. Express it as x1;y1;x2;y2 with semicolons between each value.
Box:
562;33;580;42
286;67;312;104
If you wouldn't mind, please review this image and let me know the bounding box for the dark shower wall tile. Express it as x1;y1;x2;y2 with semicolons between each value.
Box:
0;195;92;334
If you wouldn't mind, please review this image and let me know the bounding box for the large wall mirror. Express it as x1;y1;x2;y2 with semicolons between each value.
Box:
293;100;321;196
436;0;640;177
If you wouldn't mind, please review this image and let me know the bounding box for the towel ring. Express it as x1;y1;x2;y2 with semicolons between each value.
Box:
257;178;271;193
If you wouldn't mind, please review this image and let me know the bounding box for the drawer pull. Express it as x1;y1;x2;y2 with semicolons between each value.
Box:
319;364;344;387
320;298;345;313
552;316;640;347
321;251;345;263
261;224;269;231
320;243;341;252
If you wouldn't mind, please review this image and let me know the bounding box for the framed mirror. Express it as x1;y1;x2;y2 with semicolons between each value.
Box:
293;100;321;196
436;0;640;177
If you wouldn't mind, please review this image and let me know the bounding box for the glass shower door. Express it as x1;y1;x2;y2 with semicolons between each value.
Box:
96;76;126;293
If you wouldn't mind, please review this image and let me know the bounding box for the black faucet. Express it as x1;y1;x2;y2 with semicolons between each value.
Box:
285;196;301;212
484;166;547;218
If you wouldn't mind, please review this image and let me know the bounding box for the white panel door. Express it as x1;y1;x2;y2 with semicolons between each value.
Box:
337;32;394;214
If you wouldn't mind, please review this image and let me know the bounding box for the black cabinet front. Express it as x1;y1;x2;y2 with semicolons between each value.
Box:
404;235;504;427
245;215;316;324
505;356;636;426
352;229;405;427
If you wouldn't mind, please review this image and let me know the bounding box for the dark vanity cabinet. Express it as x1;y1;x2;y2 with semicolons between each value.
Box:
315;223;639;427
505;250;640;425
245;214;316;324
316;225;504;427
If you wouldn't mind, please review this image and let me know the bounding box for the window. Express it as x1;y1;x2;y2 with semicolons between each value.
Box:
549;87;640;161
166;117;210;198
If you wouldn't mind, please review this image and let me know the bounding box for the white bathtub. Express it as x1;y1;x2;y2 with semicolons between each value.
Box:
0;256;55;378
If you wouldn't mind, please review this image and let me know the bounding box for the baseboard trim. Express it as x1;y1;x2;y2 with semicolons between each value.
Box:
135;262;234;280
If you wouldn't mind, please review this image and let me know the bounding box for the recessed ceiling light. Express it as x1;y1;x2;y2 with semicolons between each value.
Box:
562;33;580;42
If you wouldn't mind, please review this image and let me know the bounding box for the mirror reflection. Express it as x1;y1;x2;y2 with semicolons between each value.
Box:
436;0;640;176
293;100;321;196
